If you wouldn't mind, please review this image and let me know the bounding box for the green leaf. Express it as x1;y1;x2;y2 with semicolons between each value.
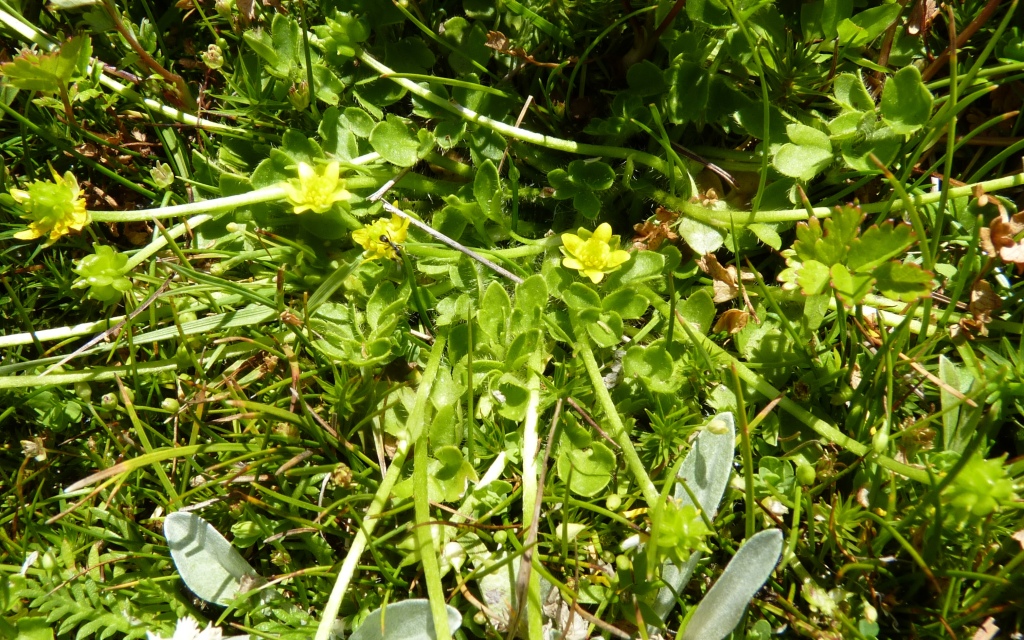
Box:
846;221;916;272
774;144;833;181
793;206;862;266
563;282;602;314
679;289;716;335
881;66;934;134
665;61;711;123
680;530;783;640
602;288;650;319
678;217;725;254
547;160;615;218
797;259;831;296
748;223;782;250
836;3;901;46
623;343;683;393
0;35;90;93
479;281;512;344
873;261;933;303
839;119;902;171
830;262;874;307
627;60;667;97
774;123;833;181
370;116;421;167
556;439;616;497
833;72;874;112
474;159;503;222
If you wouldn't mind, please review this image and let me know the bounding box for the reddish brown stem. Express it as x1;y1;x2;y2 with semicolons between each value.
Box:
921;0;1002;81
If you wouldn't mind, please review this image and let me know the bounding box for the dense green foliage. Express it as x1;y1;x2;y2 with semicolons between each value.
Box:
1;0;1023;638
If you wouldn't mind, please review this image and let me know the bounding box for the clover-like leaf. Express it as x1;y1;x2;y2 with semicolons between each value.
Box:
547;160;615;219
556;439;616;497
623;343;683;393
881;66;934;135
774;123;833;181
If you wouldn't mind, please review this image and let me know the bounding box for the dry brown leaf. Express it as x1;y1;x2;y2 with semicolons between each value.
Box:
632;207;679;250
123;221;153;246
712;309;749;334
969;279;1001;322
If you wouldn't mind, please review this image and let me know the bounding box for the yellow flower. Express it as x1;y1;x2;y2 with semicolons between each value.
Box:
352;214;410;260
282;161;351;214
560;222;631;283
11;167;90;245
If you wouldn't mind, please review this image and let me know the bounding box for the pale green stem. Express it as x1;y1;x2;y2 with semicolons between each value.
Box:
638;285;931;484
521;358;545;640
572;325;661;506
410;333;453;640
358;50;672;177
314;440;411;640
90;185;287;223
0;358;178;390
653;172;1024;228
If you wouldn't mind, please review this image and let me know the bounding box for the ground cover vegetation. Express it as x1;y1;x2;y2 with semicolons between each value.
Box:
0;0;1023;638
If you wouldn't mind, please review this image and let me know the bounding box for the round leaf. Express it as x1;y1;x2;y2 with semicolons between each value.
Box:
369;118;420;167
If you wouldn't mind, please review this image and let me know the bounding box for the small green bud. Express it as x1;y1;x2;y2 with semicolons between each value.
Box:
872;428;889;454
605;494;622;511
150;162;174;189
796;463;816;486
100;393;118;410
202;44;224;70
492;530;507;545
161;398;180;412
615;554;632;573
41;551;56;571
271;550;291;567
288;81;310;111
74;381;92;401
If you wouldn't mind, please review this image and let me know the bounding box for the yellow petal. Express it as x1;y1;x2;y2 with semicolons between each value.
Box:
561;233;584;256
14;227;42;240
592;223;613;243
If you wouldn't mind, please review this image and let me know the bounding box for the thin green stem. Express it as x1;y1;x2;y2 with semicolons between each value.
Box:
571;325;660;506
314;440;411;640
358;51;672;177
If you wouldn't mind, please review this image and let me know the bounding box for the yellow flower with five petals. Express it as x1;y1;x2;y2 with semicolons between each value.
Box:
352;214;409;260
11;166;90;245
560;223;631;283
282;161;351;214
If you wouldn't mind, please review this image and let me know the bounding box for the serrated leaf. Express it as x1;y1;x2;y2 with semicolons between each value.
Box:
873;261;933;302
164;512;261;605
350;600;462;640
797;259;831;296
881;66;933;135
830;262;874;307
793;206;862;266
0;35;90;93
680;529;783;640
846;221;916;272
